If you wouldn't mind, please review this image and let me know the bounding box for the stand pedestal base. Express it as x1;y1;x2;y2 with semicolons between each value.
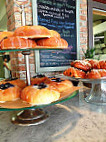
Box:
11;109;49;126
85;80;106;105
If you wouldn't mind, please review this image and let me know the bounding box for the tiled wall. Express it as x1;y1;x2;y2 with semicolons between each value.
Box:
5;0;88;79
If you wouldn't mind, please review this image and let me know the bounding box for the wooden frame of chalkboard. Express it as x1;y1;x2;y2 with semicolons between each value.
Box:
32;0;80;73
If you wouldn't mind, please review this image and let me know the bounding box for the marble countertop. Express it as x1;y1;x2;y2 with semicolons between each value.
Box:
0;87;106;142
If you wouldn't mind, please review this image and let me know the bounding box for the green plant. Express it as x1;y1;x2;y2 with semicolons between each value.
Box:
82;48;96;59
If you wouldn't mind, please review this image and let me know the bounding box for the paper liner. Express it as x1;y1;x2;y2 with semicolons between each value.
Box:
0;86;80;109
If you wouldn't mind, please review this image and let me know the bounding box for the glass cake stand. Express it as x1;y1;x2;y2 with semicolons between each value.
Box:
0;90;78;126
56;74;106;105
0;48;78;126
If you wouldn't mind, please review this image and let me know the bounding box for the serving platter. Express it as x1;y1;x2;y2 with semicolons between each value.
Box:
0;88;79;126
0;46;68;53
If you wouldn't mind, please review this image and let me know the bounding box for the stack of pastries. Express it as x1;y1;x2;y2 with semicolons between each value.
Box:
0;75;73;105
0;25;68;50
63;59;106;79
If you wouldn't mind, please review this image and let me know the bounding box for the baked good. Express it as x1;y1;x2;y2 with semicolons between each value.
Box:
0;83;21;102
85;59;100;69
49;30;60;37
48;77;73;92
98;69;106;77
0;36;37;49
86;69;106;79
31;74;49;85
63;67;86;78
71;60;91;71
0;31;13;42
13;25;51;38
99;60;106;69
36;37;68;48
5;78;26;89
21;83;60;105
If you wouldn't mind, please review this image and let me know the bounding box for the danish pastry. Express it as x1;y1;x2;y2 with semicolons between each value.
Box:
31;74;49;85
48;77;73;92
99;60;106;69
21;83;60;105
71;60;91;71
86;69;106;79
5;78;26;89
0;83;21;102
63;67;86;78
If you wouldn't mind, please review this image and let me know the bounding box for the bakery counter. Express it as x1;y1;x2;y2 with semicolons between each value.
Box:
0;87;106;142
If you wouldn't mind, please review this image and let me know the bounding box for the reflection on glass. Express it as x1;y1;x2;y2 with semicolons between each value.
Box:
93;9;106;57
0;52;11;79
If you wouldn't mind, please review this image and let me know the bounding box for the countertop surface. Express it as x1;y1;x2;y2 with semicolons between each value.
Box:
0;87;106;142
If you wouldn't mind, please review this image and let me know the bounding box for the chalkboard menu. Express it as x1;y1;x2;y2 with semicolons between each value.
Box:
34;0;77;71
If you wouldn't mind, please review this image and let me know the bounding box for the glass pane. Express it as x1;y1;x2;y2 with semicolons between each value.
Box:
93;9;106;59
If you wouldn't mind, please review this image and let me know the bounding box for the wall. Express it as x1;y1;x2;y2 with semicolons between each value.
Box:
5;0;88;79
0;0;7;31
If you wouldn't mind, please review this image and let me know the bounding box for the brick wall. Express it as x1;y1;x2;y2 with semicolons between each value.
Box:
5;0;35;80
5;0;88;79
79;0;88;59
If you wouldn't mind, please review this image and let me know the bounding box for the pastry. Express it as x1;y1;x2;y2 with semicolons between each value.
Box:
85;59;100;69
86;69;106;79
31;74;49;85
71;60;91;71
13;25;51;38
36;37;68;48
21;83;60;105
0;31;13;42
99;60;106;69
63;67;86;78
5;78;26;89
0;83;21;102
48;77;73;92
0;36;37;49
49;30;60;37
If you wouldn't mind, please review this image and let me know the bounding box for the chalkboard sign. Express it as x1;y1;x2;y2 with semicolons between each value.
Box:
32;0;78;72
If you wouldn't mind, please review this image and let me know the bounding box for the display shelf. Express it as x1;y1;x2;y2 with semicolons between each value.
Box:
0;90;78;111
0;46;67;53
0;50;78;126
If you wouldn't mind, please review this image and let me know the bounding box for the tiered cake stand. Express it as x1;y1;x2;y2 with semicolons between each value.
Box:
56;74;106;105
0;48;78;126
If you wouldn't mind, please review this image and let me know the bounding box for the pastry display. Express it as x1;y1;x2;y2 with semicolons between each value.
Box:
0;83;21;102
21;83;60;105
0;36;37;49
0;25;77;107
36;37;68;48
64;59;106;79
47;77;73;92
63;67;86;78
13;25;51;38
